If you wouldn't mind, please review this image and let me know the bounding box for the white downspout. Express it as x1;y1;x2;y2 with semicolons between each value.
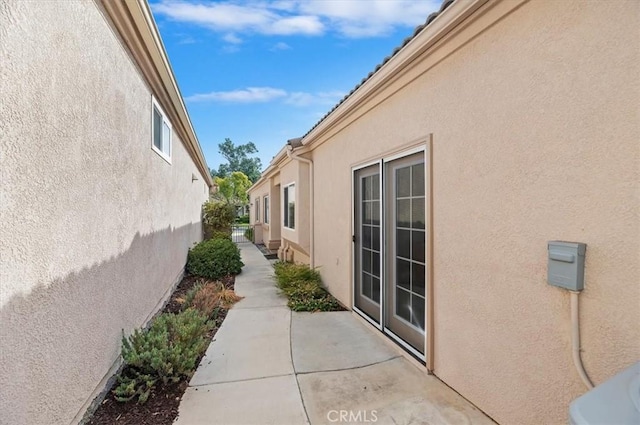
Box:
570;290;594;389
286;147;314;268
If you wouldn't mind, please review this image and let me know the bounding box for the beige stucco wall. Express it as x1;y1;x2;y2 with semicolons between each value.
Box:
0;1;209;424
277;158;311;259
310;1;639;424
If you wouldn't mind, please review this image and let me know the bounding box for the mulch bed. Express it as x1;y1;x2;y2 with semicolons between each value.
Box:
87;274;235;425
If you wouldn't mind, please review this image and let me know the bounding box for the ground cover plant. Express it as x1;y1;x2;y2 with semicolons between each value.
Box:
273;261;343;312
88;275;242;425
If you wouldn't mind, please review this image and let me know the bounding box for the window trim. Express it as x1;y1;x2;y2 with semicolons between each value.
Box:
255;198;260;223
263;195;269;224
283;182;296;230
151;96;172;164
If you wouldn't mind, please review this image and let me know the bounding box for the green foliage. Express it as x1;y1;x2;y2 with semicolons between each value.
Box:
244;227;254;242
187;238;243;279
209;138;262;183
202;200;234;240
235;215;250;224
115;309;212;403
273;262;342;312
210;230;232;241
213;171;251;208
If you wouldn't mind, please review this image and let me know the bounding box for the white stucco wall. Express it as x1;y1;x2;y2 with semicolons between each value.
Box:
309;1;639;424
0;1;209;424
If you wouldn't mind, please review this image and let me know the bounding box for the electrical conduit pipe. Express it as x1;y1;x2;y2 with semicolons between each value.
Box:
571;290;594;389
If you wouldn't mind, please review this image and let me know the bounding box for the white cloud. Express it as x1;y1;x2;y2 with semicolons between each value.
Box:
152;0;441;39
285;90;344;107
152;1;323;36
186;87;287;103
185;86;345;106
222;33;243;44
270;41;292;51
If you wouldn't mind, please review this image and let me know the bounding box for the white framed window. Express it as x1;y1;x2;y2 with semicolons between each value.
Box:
264;195;269;224
283;183;295;229
151;96;172;163
255;198;260;223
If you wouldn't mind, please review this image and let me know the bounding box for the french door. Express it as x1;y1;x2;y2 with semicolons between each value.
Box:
353;164;382;324
353;150;427;359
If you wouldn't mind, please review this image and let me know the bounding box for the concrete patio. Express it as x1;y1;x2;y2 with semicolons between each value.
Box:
176;244;495;425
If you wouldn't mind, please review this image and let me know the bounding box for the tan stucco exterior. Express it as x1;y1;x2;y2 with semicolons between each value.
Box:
249;0;639;423
0;1;211;424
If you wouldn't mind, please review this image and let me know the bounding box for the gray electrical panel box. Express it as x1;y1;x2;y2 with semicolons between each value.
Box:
547;241;586;291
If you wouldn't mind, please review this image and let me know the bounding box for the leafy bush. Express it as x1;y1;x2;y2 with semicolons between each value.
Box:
114;309;212;403
202;201;234;240
187;238;243;279
273;261;342;312
244;227;254;242
235;215;250;224
210;230;232;241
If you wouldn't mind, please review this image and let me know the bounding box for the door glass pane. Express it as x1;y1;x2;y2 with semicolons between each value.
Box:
362;226;371;249
396;288;411;322
362;273;372;298
372;174;380;199
412;294;425;330
397;259;411;290
396;199;410;227
371;252;380;278
363;176;371;201
412;231;425;263
363;202;372;225
362;249;371;273
397;229;410;259
396;167;411;197
412;263;425;296
371;200;380;225
411;199;425;229
412;164;425;196
371;277;380;303
371;226;380;251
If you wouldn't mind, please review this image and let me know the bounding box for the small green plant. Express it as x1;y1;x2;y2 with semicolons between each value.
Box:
187;238;243;279
115;309;212;403
273;261;342;312
244;227;254;242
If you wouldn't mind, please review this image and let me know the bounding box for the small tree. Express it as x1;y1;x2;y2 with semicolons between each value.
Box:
213;171;251;209
209;139;262;183
202;200;234;239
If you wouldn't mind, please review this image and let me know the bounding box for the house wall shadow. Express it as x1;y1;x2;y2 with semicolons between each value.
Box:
0;222;201;425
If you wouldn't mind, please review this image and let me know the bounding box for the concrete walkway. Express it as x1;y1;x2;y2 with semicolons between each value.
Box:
176;244;495;425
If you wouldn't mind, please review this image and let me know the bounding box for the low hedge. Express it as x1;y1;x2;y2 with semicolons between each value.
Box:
187;238;243;279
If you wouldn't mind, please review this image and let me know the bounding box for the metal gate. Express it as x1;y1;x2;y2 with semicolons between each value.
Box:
232;224;254;244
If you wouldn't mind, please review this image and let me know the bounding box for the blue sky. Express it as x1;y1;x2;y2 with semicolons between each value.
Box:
150;0;442;171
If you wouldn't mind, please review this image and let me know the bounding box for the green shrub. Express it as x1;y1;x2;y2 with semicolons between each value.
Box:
273;261;342;312
114;309;212;403
187;238;243;279
244;227;254;242
203;201;234;240
210;230;232;241
235;215;250;224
